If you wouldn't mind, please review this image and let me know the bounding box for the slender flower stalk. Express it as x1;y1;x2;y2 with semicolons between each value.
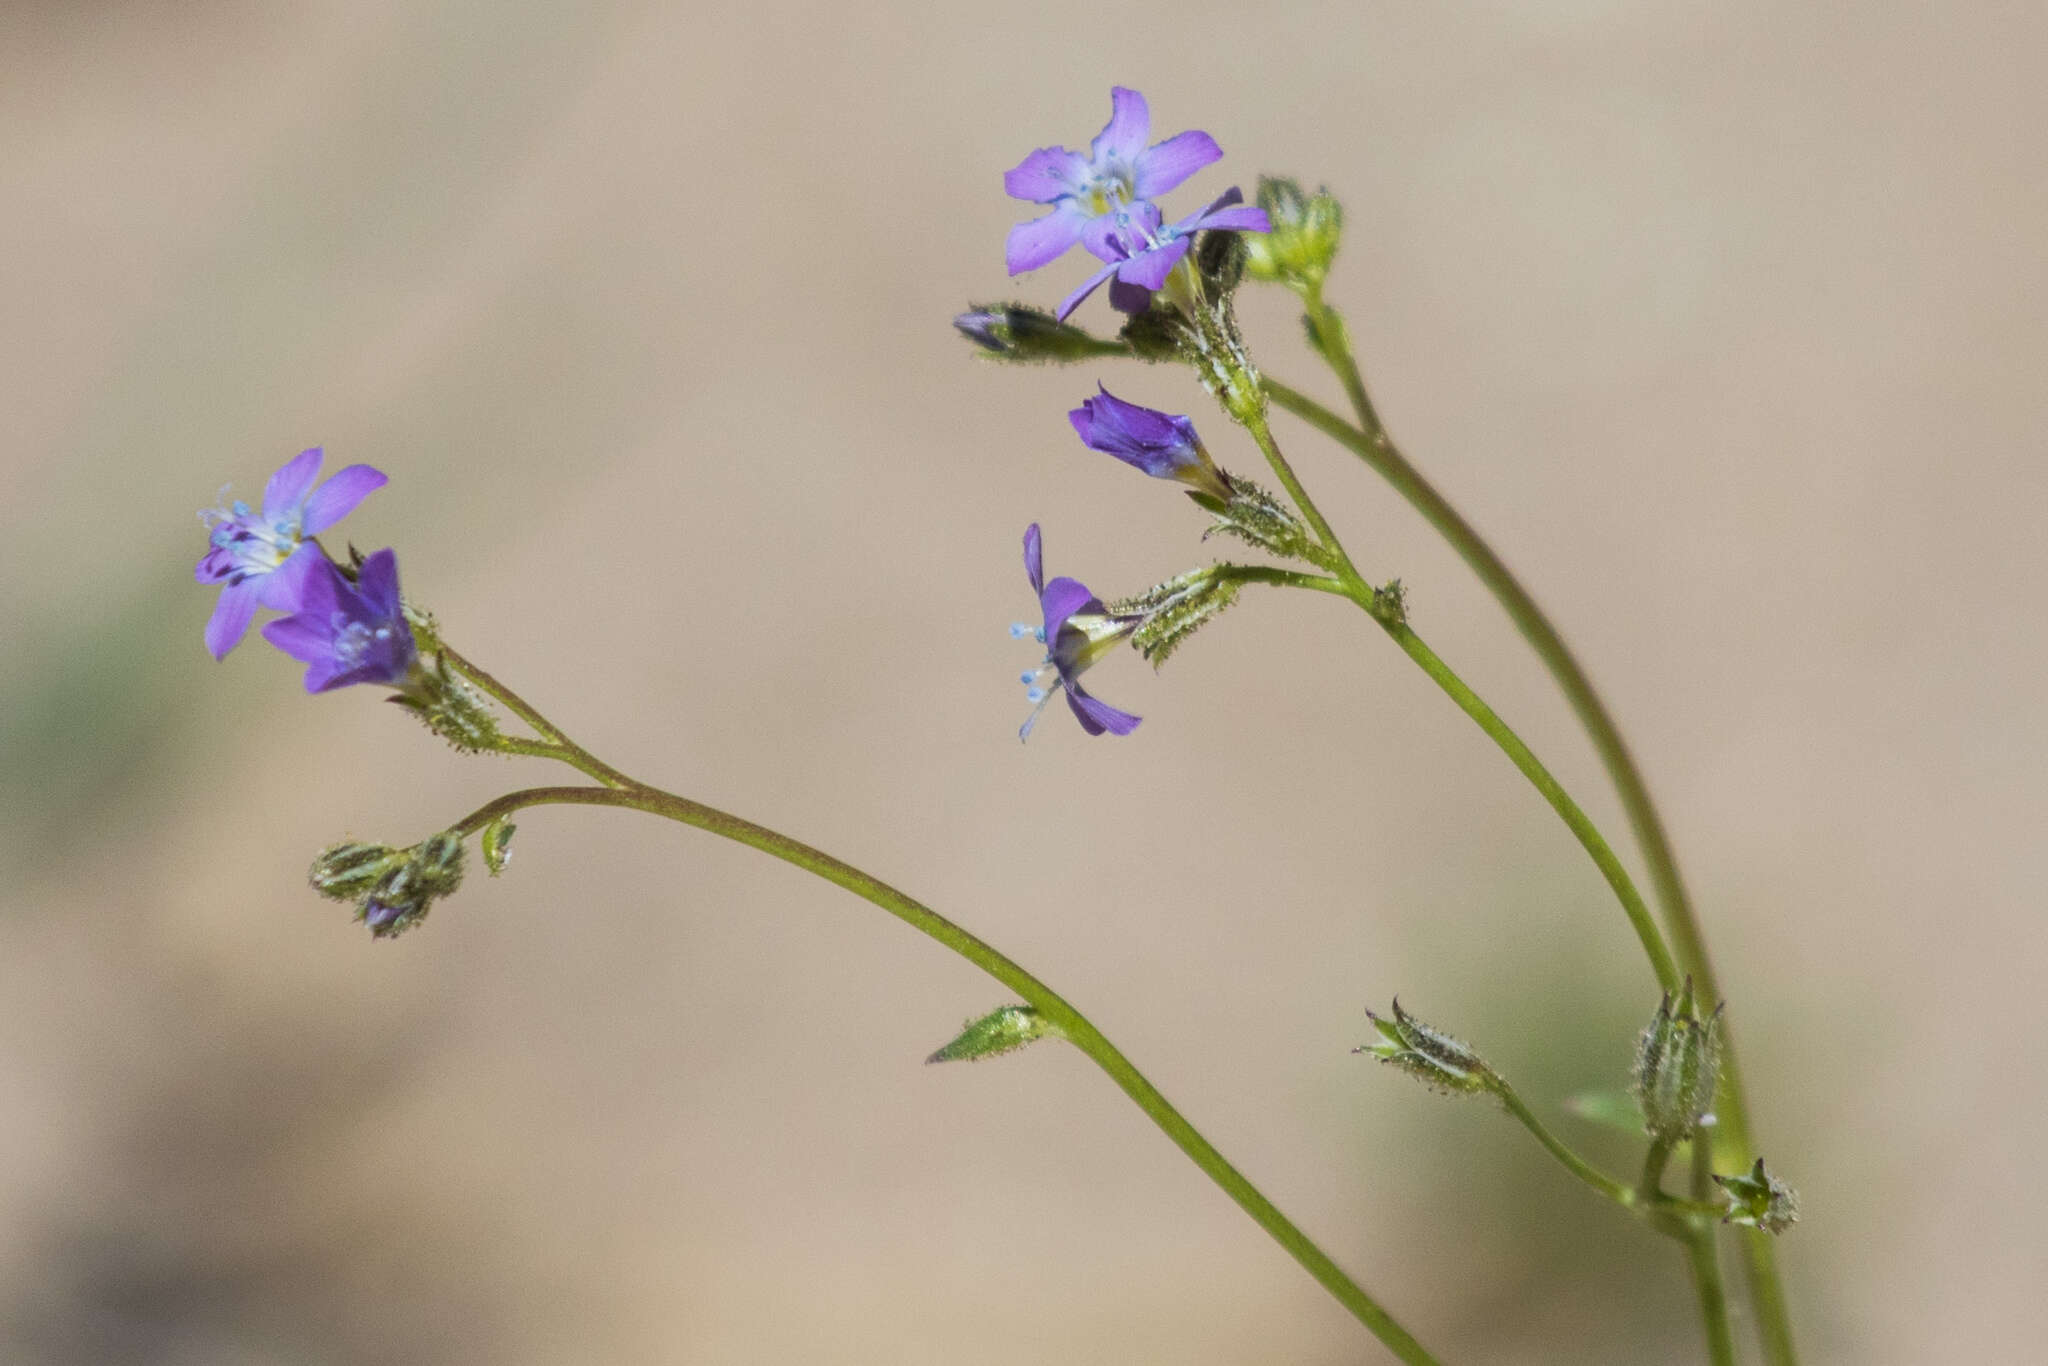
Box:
429;661;1443;1365
1264;320;1795;1364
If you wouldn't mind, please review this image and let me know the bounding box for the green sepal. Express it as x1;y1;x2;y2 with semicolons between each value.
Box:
1187;476;1329;567
308;841;409;902
1108;567;1243;669
1355;999;1498;1097
925;1005;1063;1064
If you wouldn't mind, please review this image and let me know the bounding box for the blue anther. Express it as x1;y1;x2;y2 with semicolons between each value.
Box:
1009;622;1036;639
1019;670;1036;684
1025;687;1046;703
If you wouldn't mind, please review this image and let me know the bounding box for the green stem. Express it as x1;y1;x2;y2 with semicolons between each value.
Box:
450;784;1440;1364
1641;1134;1680;1201
1240;405;1367;590
1493;1082;1636;1208
1367;615;1679;993
436;640;640;790
1265;348;1794;1362
1686;1131;1738;1366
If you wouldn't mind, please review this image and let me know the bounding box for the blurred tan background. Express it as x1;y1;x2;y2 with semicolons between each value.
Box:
3;2;2042;1361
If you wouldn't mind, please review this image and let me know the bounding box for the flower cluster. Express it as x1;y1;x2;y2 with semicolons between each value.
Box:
1003;87;1269;321
195;447;416;693
990;90;1282;741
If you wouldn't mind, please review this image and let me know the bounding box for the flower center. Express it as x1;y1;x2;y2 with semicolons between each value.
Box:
1080;161;1137;219
201;494;304;581
331;614;395;670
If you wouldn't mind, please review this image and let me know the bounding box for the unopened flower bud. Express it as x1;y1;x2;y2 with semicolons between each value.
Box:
925;1005;1062;1064
1243;177;1344;291
953;304;1126;364
355;830;468;940
308;842;409;902
1632;978;1723;1142
1715;1158;1799;1234
1355;1000;1497;1096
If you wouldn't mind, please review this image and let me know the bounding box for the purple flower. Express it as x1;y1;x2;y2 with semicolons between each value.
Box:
1004;87;1221;277
259;549;417;693
196;447;387;659
1069;384;1233;501
1011;524;1141;741
1056;188;1272;321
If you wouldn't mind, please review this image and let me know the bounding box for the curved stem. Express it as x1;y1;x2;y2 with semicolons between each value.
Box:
1265;354;1793;1362
436;641;640;789
451;783;1440;1365
1367;615;1680;993
1493;1082;1636;1208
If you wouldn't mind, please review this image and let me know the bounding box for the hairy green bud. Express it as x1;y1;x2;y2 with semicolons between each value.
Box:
953;304;1127;364
1632;978;1724;1143
925;1005;1062;1064
1243;177;1344;292
1715;1158;1800;1234
1355;1000;1498;1096
348;830;469;939
308;842;409;902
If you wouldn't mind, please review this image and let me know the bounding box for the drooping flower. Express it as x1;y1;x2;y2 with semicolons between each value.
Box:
1068;384;1233;501
195;447;387;659
1055;188;1271;321
1010;524;1141;741
1004;87;1221;277
259;548;417;693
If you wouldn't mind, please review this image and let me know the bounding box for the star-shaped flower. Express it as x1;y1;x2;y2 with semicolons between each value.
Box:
1003;87;1221;277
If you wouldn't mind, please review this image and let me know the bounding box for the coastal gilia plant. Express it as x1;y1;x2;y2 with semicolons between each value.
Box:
199;87;1797;1364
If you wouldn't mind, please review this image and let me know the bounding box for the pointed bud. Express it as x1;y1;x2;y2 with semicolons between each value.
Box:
953;304;1127;363
1715;1158;1799;1234
1243;177;1344;291
308;842;409;902
1632;978;1724;1143
925;1005;1062;1064
481;817;516;876
1355;1000;1498;1096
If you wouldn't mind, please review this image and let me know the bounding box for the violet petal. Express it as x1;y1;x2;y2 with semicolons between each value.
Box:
263;447;324;515
300;464;387;534
1067;685;1141;737
1132;130;1222;199
1092;87;1150;164
1022;524;1044;595
1006;207;1086;275
1003;146;1087;203
203;579;262;660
